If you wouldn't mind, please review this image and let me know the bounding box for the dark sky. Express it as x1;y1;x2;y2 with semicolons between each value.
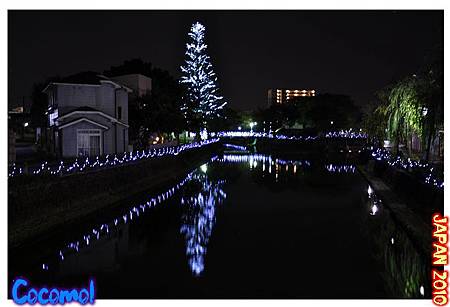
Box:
8;10;443;111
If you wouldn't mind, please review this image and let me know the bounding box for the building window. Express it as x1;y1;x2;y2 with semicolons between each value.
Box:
49;109;58;126
117;106;122;120
77;129;101;157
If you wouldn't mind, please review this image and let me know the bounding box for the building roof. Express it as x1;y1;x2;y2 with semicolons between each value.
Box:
58;108;129;128
58;117;109;130
42;72;133;93
58;71;108;85
69;106;100;112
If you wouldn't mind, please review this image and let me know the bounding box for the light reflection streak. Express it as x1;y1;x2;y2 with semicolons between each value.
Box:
223;143;247;151
364;190;430;298
218;154;310;168
41;158;222;272
366;184;382;217
180;170;226;276
219;154;357;177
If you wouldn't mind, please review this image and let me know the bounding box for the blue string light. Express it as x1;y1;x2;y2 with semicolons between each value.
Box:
371;148;443;189
9;138;219;177
8;130;368;177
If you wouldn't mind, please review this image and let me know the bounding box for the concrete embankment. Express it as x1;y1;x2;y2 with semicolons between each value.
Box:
9;142;221;249
357;163;434;258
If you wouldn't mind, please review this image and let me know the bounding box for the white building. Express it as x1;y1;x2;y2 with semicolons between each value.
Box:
43;72;132;157
110;73;152;98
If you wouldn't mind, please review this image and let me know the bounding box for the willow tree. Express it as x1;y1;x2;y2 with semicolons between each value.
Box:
377;77;424;156
374;46;443;161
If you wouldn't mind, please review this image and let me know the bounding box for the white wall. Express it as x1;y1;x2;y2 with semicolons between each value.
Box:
53;82;130;157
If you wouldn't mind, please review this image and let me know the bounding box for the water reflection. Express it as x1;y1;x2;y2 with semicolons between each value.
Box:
218;154;312;181
180;168;226;276
40;168;199;273
13;152;431;299
30;158;228;278
366;184;382;216
218;154;358;187
362;184;430;298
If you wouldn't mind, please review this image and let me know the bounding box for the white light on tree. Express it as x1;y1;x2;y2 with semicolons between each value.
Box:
180;22;227;131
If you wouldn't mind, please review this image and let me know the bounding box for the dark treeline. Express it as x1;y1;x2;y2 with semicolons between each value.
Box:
258;94;361;133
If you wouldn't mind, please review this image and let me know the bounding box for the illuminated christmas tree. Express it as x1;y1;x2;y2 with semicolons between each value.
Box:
180;22;226;134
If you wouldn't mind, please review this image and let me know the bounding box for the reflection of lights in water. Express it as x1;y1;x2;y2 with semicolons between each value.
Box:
368;185;373;197
200;164;207;173
223;143;247;151
391;237;395;245
420;285;424;296
180;171;226;276
370;204;378;216
218;154;317;178
43;162;211;272
219;154;309;167
367;185;382;217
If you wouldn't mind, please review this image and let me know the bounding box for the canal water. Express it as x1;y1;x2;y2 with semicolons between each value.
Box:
9;151;431;299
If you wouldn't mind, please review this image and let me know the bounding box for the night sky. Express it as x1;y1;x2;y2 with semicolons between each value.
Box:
8;10;443;112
